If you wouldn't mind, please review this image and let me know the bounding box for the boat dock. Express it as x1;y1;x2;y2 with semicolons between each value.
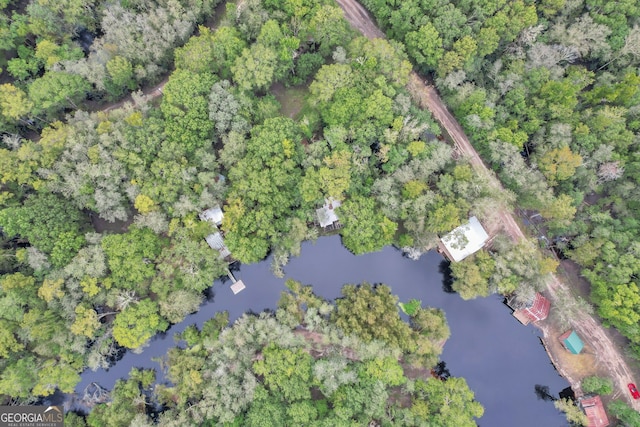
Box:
227;269;246;294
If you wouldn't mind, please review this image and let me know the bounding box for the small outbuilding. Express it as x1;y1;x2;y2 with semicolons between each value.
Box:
316;198;342;230
204;231;232;260
579;395;609;427
200;206;224;226
559;330;584;354
511;292;551;325
440;216;489;262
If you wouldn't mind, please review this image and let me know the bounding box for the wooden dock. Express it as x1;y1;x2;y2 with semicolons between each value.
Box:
227;269;245;294
230;280;246;294
512;309;532;325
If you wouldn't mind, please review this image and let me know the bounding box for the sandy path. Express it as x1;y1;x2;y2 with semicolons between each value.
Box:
335;0;640;410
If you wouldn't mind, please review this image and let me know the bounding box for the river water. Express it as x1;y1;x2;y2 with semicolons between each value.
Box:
72;235;569;426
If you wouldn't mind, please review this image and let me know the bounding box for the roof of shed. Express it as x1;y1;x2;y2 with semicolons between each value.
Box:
525;292;551;321
200;206;224;225
560;330;584;354
580;395;609;427
316;198;342;228
205;232;225;250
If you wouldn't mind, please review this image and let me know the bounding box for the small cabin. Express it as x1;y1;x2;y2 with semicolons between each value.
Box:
511;293;551;325
579;395;609;427
559;330;584;354
199;205;224;227
200;206;233;261
204;232;231;259
440;216;489;262
316;198;342;230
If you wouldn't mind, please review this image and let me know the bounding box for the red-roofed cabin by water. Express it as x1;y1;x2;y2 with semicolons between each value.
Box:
511;292;551;325
579;395;610;427
524;292;551;322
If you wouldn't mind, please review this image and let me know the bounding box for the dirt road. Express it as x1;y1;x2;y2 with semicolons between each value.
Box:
335;0;640;411
87;77;168;114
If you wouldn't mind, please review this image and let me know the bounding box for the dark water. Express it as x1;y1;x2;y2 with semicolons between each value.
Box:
72;235;568;426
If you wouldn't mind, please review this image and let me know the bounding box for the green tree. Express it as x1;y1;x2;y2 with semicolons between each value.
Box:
244;386;287;427
33;360;81;396
412;377;484;426
210;26;248;79
161;69;217;153
153;230;226;298
306;5;352;56
450;251;495;300
0;84;33;122
105;56;136;98
158;290;203;324
223;117;303;263
540;194;577;225
0;320;24;358
232;44;278;93
101;227;165;291
0;192;87;266
28;71;90;117
339;196;397;255
86;369;155;427
581;376;613;395
253;344;313;402
70;305;101;339
405;23;444;71
538;146;583;185
112;300;168;349
358;357;406;387
0;357;38;398
607;399;640;426
332;283;415;351
426;201;461;234
554;398;589;426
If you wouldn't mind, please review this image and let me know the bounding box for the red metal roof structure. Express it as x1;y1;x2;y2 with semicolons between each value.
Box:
511;292;551;325
579;395;609;427
524;292;550;322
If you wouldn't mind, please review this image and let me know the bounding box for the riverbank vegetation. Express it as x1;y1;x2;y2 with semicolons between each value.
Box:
359;0;640;420
1;0;554;410
68;281;483;426
360;0;640;361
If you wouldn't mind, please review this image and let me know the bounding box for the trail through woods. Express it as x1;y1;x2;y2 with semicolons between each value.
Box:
335;0;640;410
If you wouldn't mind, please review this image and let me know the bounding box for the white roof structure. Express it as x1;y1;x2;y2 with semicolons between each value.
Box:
199;206;224;226
316;198;342;228
205;232;231;259
205;232;225;250
230;280;246;294
441;216;489;262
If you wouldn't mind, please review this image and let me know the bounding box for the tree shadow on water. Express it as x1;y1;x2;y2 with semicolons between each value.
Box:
439;260;455;294
534;384;556;401
432;361;451;380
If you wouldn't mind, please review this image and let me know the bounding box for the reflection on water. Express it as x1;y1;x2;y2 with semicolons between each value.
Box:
535;384;556;402
68;235;568;426
439;259;455;293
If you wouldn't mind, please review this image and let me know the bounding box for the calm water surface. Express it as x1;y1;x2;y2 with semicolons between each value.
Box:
73;235;569;426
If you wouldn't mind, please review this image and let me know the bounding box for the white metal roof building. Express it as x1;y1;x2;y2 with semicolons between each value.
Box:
199;206;224;226
205;232;231;259
440;216;489;262
316;198;342;228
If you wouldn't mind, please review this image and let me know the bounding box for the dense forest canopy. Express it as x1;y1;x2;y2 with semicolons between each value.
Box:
2;0;640;422
0;0;513;407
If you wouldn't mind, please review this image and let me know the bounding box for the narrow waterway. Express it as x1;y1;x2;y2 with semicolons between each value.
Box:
71;235;569;426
